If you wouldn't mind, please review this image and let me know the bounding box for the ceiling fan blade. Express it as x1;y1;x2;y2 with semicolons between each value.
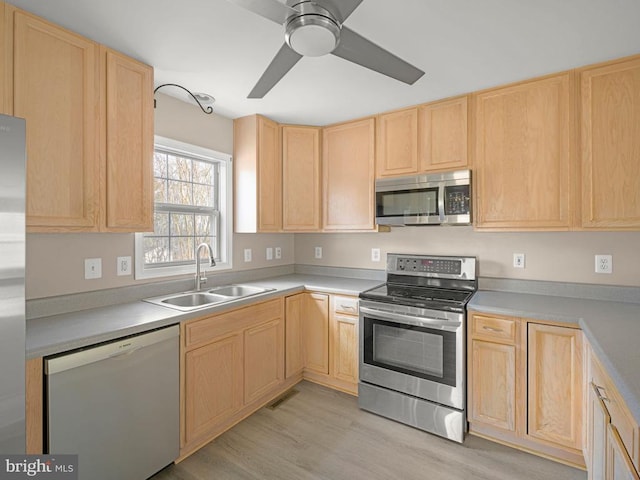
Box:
227;0;297;25
313;0;364;23
332;26;425;85
248;43;303;98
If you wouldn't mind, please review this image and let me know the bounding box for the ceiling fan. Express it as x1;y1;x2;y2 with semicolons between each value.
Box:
227;0;425;98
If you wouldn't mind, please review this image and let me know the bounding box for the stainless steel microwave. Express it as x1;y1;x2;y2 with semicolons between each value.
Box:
375;170;471;226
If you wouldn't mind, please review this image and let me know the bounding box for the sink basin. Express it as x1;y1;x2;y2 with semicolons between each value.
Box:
143;284;275;312
144;292;229;311
161;292;229;308
207;284;272;297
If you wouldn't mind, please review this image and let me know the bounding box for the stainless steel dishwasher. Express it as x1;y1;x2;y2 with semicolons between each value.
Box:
45;325;179;480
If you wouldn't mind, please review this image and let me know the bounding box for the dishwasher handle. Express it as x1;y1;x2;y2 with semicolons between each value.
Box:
45;325;179;375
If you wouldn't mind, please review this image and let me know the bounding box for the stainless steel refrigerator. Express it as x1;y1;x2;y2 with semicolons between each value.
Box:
0;114;26;453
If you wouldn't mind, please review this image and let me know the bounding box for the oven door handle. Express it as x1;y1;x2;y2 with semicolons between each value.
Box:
359;306;461;332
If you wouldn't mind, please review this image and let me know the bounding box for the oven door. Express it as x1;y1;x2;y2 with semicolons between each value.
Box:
359;304;464;410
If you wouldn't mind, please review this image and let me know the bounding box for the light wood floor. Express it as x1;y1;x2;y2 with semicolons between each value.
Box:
151;381;587;480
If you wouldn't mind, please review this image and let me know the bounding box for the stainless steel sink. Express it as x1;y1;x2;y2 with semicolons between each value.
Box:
207;284;272;297
160;292;229;309
143;284;274;312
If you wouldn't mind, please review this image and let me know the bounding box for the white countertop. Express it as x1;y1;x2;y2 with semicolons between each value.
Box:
26;274;381;359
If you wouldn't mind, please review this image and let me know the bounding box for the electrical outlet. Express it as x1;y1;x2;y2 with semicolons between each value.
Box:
371;248;381;262
84;258;102;279
275;247;282;259
244;248;252;262
266;247;273;261
513;253;525;269
116;256;132;276
314;246;322;259
595;254;612;274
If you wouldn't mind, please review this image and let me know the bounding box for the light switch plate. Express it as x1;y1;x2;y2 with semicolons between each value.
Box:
84;258;102;279
244;248;252;262
513;253;525;269
266;247;273;261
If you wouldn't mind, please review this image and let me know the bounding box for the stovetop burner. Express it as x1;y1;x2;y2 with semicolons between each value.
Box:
359;253;477;312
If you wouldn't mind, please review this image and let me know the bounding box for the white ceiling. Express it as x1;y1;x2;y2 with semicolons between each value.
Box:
9;0;640;125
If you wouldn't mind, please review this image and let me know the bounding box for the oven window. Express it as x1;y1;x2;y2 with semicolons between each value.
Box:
376;188;438;217
364;318;457;387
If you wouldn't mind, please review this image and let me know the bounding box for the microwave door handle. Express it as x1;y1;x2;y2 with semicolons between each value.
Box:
438;184;445;222
359;307;460;332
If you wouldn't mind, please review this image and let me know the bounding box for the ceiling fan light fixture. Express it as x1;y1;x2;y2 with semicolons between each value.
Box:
285;14;340;57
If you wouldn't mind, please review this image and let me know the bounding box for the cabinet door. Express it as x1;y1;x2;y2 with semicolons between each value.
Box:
468;339;517;432
303;293;329;374
13;10;100;231
322;118;375;230
244;318;284;404
330;313;358;384
258;116;282;232
418;96;468;172
103;48;153;232
376;108;418;177
527;323;583;450
285;294;305;378
184;333;243;445
588;382;610;480
608;424;640;480
474;73;573;230
282;125;322;231
580;57;640;229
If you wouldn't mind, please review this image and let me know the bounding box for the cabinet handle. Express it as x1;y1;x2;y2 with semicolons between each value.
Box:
341;305;356;311
482;326;504;333
593;382;610;402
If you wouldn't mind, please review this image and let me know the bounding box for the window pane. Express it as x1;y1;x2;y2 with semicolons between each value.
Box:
171;237;194;262
192;160;214;185
144;237;169;264
195;215;212;236
154;152;168;178
193;183;214;207
168;180;193;205
154;178;167;203
170;213;195;236
168;155;191;181
154;212;169;236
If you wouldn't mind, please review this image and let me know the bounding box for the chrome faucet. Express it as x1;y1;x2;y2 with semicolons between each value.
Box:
195;243;215;291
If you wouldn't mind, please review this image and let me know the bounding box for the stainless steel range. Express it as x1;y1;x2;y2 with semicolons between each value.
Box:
358;253;477;443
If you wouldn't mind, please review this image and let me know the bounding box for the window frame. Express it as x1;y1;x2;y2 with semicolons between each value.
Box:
134;135;233;280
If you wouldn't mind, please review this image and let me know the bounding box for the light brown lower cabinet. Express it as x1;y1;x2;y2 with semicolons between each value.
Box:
586;344;640;480
180;298;295;460
286;292;359;395
467;311;585;468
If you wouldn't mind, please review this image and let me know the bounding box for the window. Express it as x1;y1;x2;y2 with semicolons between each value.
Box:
135;136;232;279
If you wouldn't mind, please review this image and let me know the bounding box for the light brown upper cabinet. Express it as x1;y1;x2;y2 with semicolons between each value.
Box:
103;48;154;232
376;107;418;177
473;73;575;230
4;5;154;232
322;118;376;230
580;56;640;230
11;8;100;231
282;125;322;231
418;95;468;172
234;114;282;233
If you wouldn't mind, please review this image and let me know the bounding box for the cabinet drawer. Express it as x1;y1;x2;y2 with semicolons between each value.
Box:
332;295;359;316
592;357;639;469
471;314;517;343
185;298;283;349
